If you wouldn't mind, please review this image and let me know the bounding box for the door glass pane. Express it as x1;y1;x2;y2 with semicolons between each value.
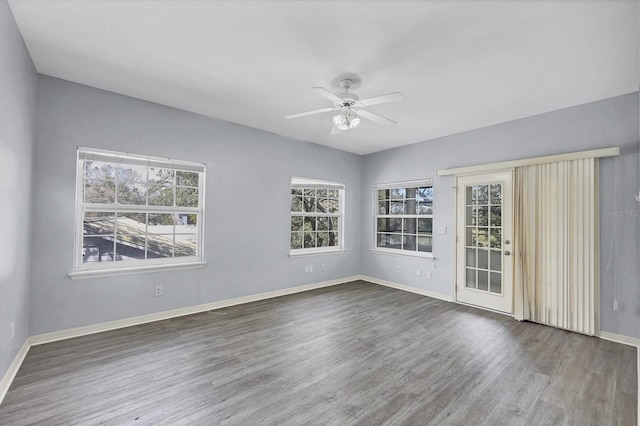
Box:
474;185;488;204
466;248;476;267
466;206;475;225
477;228;489;247
490;250;502;271
477;248;489;270
477;206;488;226
490;229;502;249
466;227;476;247
490;272;502;294
477;270;489;291
490;184;502;204
490;206;502;226
465;268;476;288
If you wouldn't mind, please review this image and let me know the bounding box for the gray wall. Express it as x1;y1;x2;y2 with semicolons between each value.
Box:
0;0;37;380
361;93;640;339
30;76;362;335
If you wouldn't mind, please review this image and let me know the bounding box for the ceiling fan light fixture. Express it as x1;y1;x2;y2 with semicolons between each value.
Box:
333;109;360;131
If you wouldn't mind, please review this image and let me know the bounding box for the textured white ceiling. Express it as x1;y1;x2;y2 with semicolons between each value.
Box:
8;0;639;155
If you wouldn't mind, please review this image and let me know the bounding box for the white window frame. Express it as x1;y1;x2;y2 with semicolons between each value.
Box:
372;178;434;258
289;177;345;256
70;147;206;279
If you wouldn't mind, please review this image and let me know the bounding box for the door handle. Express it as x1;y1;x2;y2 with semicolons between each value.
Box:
504;251;511;256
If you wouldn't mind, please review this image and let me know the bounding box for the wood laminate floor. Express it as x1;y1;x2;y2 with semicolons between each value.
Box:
0;280;637;425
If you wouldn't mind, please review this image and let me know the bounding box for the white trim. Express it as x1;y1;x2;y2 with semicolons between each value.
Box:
361;275;452;302
30;276;361;346
437;147;620;176
373;178;433;190
68;261;207;280
289;249;346;257
369;248;434;259
598;331;640;348
291;176;345;190
0;339;30;405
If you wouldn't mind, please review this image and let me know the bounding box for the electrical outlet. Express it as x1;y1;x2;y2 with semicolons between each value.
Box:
320;263;326;271
155;285;163;297
396;265;402;273
438;226;447;235
415;268;421;276
426;272;432;279
9;322;14;339
305;265;314;273
613;299;618;311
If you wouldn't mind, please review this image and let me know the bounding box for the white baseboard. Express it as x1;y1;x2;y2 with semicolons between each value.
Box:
30;275;361;346
361;275;452;302
598;331;640;348
0;339;30;405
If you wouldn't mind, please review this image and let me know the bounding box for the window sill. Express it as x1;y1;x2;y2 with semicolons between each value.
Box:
370;248;434;259
68;261;207;280
289;248;346;258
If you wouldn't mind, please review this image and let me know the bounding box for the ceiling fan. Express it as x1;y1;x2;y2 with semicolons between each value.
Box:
285;79;405;135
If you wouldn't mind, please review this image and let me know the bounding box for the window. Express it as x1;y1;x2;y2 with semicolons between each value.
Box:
72;147;205;275
290;177;344;254
374;179;433;256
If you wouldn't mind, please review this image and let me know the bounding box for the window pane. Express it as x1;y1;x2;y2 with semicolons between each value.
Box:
378;189;387;201
148;168;174;186
378;201;389;215
176;171;199;187
328;217;339;232
328;231;339;246
416;202;432;215
291;188;302;196
490;184;502;205
291;216;303;232
467;227;476;247
85;179;116;204
115;235;147;261
147;234;174;258
84;160;116;179
291;196;302;212
116;213;146;234
317;217;328;231
466;248;476;267
316;198;328;213
328;189;339;199
417;218;432;234
390;201;405;214
490;249;502;272
466;206;476;226
175;214;197;233
473;185;488;204
117;182;146;205
148;213;175;232
175;235;197;257
117;165;147;183
303;197;315;212
477;206;488;226
490;272;502;293
291;232;302;249
403;235;416;251
417;187;433;203
403;218;416;234
303;188;316;197
378;218;402;233
176;187;198;207
390;188;405;199
317;232;329;247
83;212;115;235
490;206;502;227
303;231;316;248
478;270;489;291
82;236;114;263
303;216;316;232
326;199;339;214
316;189;327;198
466;268;476;288
478;248;489;270
148;185;174;206
418;236;432;252
378;233;402;249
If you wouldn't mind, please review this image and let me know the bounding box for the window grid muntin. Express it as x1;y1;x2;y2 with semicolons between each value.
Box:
290;185;343;251
75;151;204;271
375;185;433;254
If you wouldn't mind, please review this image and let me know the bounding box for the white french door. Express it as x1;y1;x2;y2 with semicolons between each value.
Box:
456;171;513;313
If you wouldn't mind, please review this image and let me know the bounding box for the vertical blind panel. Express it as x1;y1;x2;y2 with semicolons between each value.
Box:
515;158;598;335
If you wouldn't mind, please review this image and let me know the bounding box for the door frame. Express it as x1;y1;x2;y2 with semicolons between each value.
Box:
452;168;515;316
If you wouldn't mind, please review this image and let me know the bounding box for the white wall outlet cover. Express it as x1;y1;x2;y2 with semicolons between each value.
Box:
438;226;447;234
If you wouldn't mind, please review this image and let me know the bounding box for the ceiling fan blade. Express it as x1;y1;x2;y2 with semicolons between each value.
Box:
311;87;343;104
330;125;343;135
355;109;398;127
285;107;337;119
357;92;405;107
